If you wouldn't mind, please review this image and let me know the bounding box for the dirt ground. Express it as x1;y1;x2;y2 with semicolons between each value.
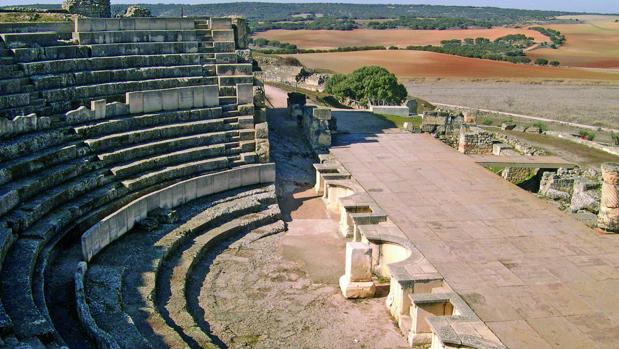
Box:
405;79;619;129
199;89;408;348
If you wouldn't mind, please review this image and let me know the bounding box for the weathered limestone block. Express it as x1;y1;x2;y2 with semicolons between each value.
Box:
571;178;601;213
65;106;95;124
231;17;249;49
237;83;254;105
598;163;619;232
340;242;375;299
213;41;236;53
254;108;267;124
406;99;418;115
255;122;270;163
501;167;534;184
539;171;575;197
0;114;51;139
210;17;232;29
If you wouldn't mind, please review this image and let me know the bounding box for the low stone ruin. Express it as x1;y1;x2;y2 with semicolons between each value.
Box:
458;125;494;154
123;5;152;18
538;167;602;225
62;0;111;18
286;92;334;153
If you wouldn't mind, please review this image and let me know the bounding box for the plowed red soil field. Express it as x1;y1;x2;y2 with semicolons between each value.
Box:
287;50;619;80
255;28;549;49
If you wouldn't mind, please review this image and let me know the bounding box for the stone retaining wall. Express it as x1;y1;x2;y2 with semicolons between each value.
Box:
81;163;275;261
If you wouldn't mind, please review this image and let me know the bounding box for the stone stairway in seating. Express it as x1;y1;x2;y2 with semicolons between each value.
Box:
83;184;284;349
0;16;271;348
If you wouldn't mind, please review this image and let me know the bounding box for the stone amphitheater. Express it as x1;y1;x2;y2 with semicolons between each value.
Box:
2;5;619;349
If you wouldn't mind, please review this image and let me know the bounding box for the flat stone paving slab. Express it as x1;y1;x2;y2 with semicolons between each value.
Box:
331;131;619;349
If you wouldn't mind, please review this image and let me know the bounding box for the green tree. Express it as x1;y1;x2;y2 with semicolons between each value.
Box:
535;58;549;65
325;66;407;106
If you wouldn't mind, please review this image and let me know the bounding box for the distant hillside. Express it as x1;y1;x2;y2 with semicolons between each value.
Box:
2;3;575;24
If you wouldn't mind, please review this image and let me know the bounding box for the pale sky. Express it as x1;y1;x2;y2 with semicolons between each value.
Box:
4;0;619;14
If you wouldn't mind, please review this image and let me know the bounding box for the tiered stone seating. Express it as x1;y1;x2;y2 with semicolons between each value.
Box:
0;16;273;348
1;16;253;118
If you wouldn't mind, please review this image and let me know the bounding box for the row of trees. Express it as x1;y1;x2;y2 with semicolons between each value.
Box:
324;66;407;106
530;26;566;48
367;17;492;30
250;17;357;32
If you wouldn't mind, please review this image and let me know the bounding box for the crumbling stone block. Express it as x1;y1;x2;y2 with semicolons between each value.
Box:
339;242;375;299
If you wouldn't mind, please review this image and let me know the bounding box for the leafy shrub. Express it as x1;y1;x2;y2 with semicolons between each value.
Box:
549;60;561;66
534;58;549;65
481;117;493;125
532;121;548;132
578;130;596;141
612;132;619;146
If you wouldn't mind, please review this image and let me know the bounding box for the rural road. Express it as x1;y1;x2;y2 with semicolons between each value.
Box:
430;102;619;133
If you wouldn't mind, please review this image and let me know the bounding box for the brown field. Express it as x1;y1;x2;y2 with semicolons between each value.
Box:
289;50;619;81
255;28;549;49
527;15;619;68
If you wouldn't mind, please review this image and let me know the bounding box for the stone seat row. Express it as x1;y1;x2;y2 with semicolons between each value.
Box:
313;155;506;349
78;184;281;348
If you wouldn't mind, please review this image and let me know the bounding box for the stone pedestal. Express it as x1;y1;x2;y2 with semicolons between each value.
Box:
598;162;619;232
339;242;375;298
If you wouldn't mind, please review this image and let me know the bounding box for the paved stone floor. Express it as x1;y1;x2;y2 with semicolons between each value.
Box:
331;130;619;349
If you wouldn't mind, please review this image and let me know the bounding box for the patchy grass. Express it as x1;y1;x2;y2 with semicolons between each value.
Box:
265;81;350;109
374;113;421;128
0;12;69;23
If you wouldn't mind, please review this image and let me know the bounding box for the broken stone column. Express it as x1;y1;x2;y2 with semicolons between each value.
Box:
598;162;619;232
339;242;376;299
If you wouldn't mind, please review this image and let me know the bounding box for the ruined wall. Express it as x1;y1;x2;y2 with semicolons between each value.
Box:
302;106;332;154
457;125;493;155
62;0;111;18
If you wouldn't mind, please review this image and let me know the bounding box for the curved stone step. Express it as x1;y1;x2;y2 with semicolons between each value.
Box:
85;265;153;349
0;127;79;163
40;76;215;104
97;131;239;164
110;142;242;178
0;143;82;187
19;53;215;76
83;117;238;152
160;204;282;348
121;156;230;191
32;65;205;90
74;106;224;139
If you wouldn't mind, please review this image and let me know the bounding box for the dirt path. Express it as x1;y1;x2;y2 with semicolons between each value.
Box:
431;101;619;133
